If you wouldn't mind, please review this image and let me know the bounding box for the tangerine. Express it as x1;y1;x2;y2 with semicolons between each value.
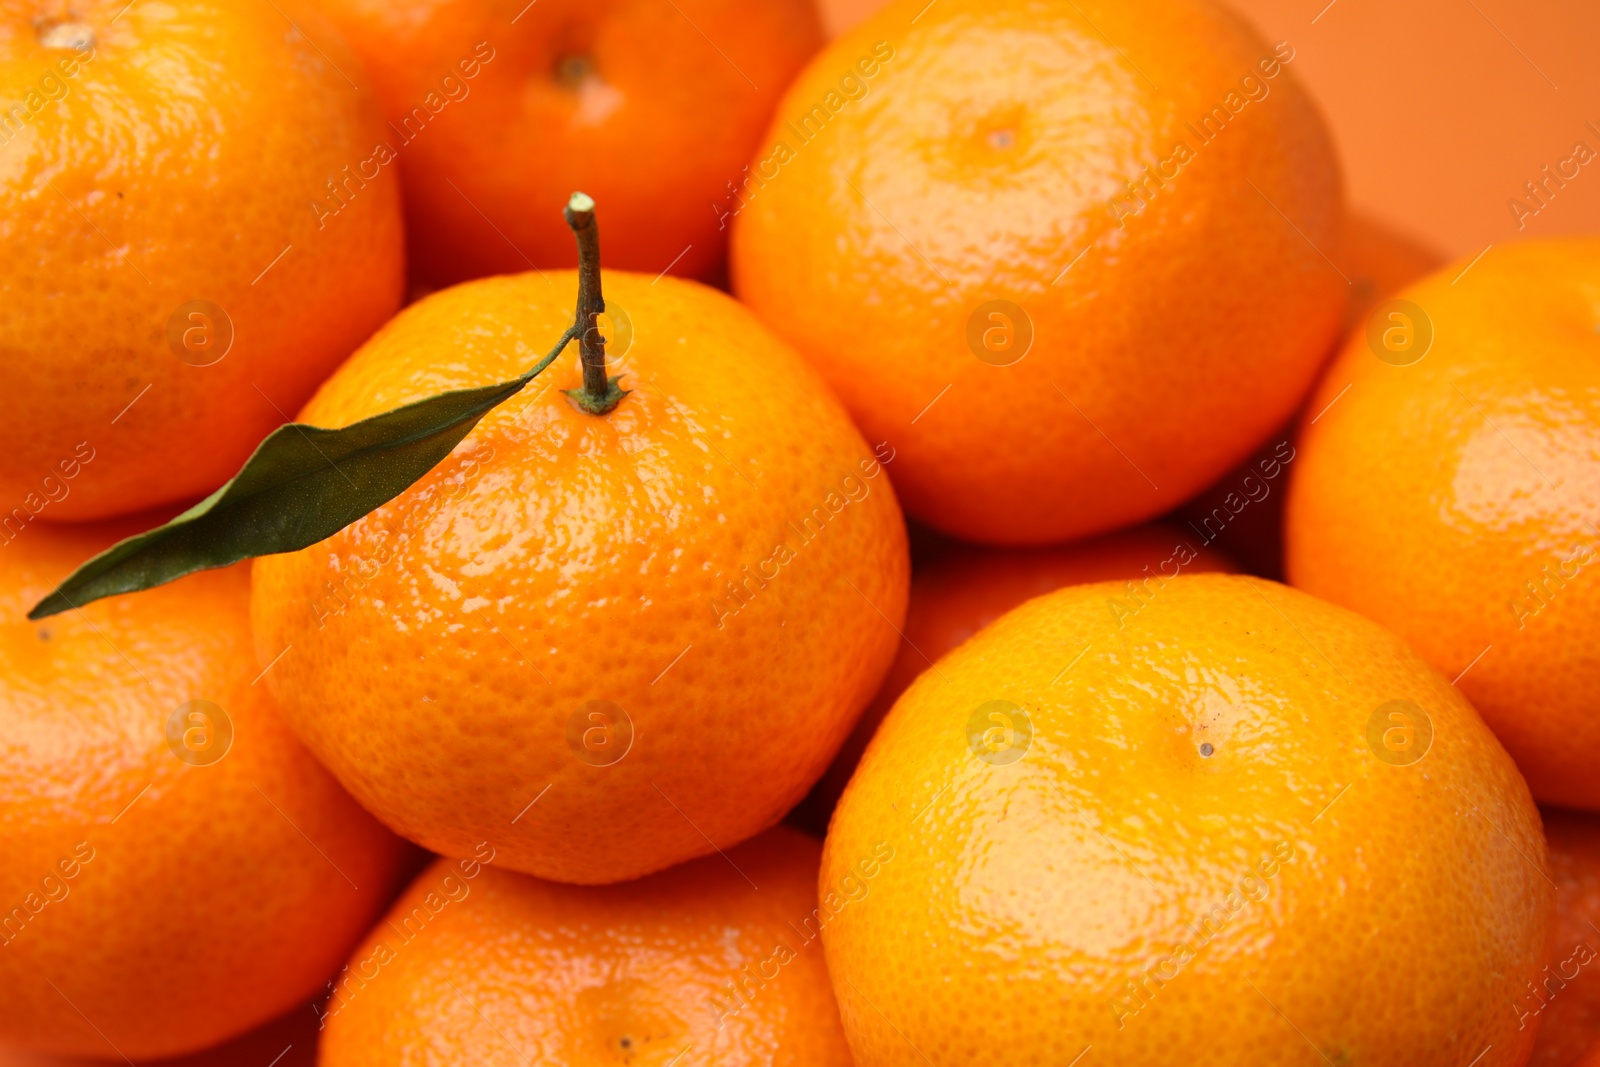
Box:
0;0;404;521
251;268;908;884
824;574;1550;1066
1286;237;1600;808
0;520;409;1059
318;826;852;1066
732;0;1345;544
312;0;822;284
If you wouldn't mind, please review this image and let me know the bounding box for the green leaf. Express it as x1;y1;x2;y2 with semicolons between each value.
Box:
29;327;577;621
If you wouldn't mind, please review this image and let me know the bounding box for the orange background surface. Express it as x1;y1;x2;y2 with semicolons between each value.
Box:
821;0;1600;261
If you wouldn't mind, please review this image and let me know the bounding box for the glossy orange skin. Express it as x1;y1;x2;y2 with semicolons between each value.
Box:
319;826;852;1066
0;521;410;1059
252;270;908;885
1526;809;1600;1067
1287;238;1600;809
823;574;1551;1067
791;522;1236;834
310;0;822;284
0;0;403;522
731;0;1345;545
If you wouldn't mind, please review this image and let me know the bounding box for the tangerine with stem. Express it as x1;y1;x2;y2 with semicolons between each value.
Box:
251;195;909;884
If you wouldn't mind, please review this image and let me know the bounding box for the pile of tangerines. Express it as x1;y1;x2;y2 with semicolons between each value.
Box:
2;0;1597;1065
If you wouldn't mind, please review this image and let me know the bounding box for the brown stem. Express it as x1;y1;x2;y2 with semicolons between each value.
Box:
562;192;627;415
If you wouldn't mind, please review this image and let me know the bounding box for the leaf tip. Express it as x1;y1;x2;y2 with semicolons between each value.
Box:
26;593;70;621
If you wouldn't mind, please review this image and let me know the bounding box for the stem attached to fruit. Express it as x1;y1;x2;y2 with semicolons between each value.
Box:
562;192;627;415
